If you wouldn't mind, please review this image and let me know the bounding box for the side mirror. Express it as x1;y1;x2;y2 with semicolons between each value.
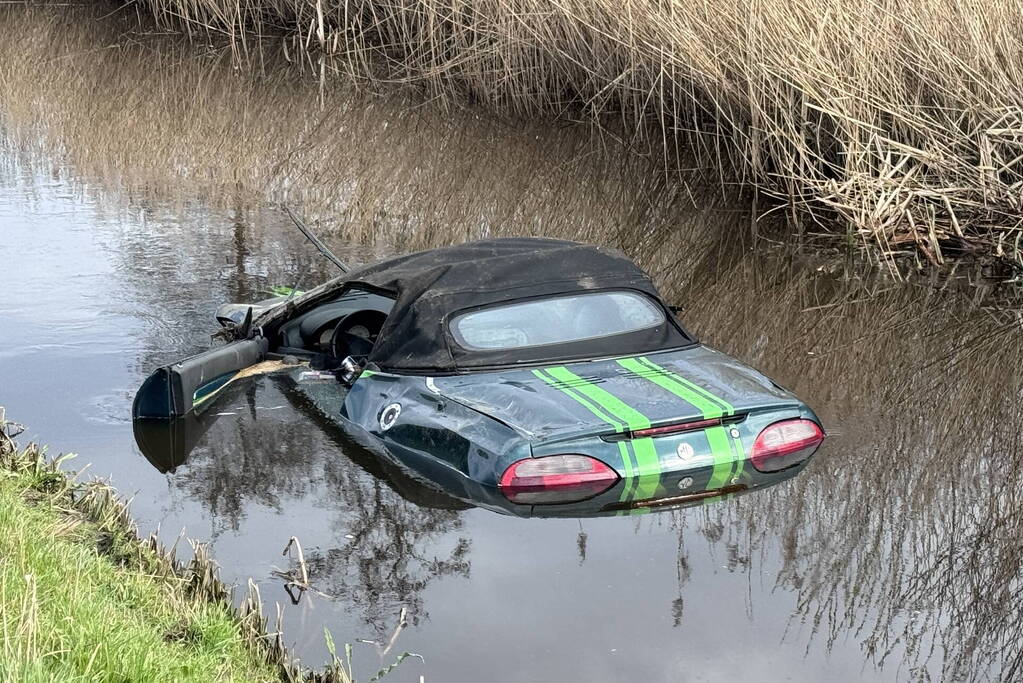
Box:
212;305;253;342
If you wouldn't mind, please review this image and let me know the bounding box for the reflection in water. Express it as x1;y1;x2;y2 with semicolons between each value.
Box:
1;3;1022;681
139;379;472;638
684;254;1023;679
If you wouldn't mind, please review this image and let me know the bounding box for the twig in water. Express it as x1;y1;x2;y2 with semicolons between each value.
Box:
273;535;335;603
282;535;309;587
380;607;408;657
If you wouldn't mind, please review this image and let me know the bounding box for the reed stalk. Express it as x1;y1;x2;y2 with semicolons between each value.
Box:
130;0;1023;271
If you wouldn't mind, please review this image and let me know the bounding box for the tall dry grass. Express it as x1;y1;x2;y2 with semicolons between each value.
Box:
133;0;1023;272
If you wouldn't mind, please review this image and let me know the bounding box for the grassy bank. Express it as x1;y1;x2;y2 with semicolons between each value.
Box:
0;414;362;683
0;467;278;681
131;0;1023;272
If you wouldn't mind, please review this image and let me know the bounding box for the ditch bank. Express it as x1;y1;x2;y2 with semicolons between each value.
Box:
0;410;404;683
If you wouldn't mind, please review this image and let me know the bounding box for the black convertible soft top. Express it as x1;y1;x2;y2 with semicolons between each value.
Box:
336;238;691;372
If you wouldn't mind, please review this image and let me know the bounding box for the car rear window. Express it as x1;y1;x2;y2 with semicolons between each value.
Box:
450;291;665;351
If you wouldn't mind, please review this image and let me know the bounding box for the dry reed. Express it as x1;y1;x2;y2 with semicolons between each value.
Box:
130;0;1023;272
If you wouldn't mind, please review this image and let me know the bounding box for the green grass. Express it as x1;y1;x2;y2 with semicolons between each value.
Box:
0;452;280;683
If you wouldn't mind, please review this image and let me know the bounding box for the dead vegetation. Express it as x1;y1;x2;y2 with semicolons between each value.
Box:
126;0;1023;272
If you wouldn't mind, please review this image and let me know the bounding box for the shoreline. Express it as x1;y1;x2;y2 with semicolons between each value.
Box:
0;409;363;683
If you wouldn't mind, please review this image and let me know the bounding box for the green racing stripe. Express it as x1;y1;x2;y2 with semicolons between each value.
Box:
536;366;661;501
617;356;743;492
704;426;735;490
533;358;747;506
632;356;735;417
532;369;636;487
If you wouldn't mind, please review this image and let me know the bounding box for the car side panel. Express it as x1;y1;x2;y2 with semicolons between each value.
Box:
342;371;531;487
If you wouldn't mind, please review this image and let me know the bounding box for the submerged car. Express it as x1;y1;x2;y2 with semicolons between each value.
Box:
133;238;824;516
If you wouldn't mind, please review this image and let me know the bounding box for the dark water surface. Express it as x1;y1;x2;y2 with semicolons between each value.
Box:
2;8;1023;681
5;156;1022;683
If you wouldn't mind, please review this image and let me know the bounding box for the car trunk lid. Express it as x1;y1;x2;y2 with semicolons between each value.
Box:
430;345;797;444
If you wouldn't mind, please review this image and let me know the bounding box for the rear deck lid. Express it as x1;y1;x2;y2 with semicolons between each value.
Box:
430;346;797;443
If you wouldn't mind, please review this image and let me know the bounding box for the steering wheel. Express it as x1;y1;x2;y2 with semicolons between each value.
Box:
330;310;388;359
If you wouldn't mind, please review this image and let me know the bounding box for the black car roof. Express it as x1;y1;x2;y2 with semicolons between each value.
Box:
340;238;690;373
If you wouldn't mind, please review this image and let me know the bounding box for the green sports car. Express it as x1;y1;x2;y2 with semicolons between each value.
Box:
133;238;824;517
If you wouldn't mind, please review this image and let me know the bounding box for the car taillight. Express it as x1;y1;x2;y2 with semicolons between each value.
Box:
499;454;619;505
751;419;824;472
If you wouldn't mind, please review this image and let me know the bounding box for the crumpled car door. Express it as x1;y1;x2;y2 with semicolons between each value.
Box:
132;337;268;420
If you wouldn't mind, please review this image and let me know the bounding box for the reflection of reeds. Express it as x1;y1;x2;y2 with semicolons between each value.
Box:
0;4;732;271
681;255;1023;680
128;0;1023;270
0;5;718;255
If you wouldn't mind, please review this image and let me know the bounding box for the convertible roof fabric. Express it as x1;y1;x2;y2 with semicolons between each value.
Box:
344;238;690;372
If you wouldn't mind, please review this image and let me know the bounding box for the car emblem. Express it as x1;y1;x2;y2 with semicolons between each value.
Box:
678;476;694;490
379;403;401;431
675;442;695;460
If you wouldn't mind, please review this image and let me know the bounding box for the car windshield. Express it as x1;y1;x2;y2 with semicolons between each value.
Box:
450;291;665;351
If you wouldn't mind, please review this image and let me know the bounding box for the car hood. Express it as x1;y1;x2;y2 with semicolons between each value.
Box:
429;345;797;444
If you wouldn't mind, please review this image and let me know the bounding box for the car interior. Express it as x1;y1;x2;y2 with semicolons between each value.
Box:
272;288;395;363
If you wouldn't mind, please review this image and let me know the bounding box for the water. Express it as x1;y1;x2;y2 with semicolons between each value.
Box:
1;168;853;681
2;7;1023;682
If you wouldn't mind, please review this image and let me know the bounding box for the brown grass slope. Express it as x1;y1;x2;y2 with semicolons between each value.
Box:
137;0;1023;270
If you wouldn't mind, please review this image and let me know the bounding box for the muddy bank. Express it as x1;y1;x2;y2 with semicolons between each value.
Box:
1;4;1023;681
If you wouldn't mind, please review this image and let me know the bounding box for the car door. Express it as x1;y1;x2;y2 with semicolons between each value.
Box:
132;337;268;420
